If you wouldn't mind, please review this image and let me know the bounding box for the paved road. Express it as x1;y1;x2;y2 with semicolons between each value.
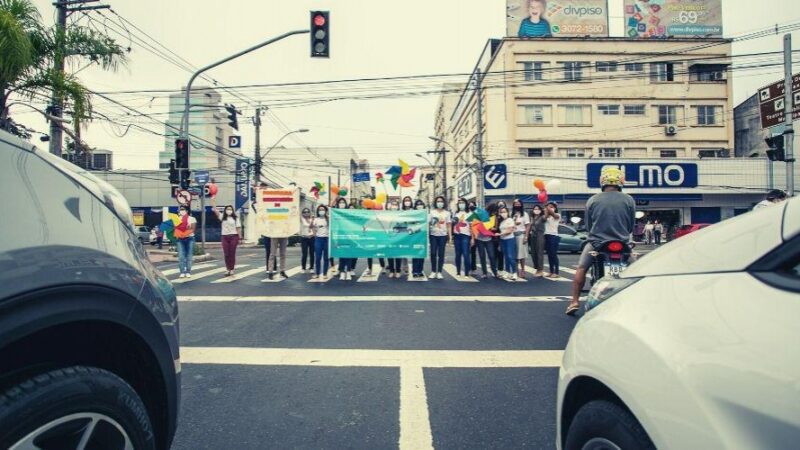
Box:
162;244;618;449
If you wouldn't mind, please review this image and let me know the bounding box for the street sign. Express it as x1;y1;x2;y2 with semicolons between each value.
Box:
483;164;508;190
457;173;474;198
175;189;192;206
229;135;241;148
235;158;250;211
194;170;209;185
758;73;800;129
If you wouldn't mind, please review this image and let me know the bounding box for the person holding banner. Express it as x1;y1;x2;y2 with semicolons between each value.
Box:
428;196;452;280
453;198;473;278
300;208;315;273
400;196;415;277
334;198;353;280
411;199;427;278
386;198;404;279
311;205;330;279
346;202;359;278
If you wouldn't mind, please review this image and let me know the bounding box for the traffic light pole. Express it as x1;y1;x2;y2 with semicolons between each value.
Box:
783;34;795;197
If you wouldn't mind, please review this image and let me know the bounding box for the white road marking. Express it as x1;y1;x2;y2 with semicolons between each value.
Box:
178;295;569;303
560;267;578;275
211;266;266;283
357;269;381;282
161;263;215;276
542;275;571;282
179;347;564;368
524;266;571;282
171;265;250;284
442;264;478;282
262;266;303;283
307;274;332;283
399;366;433;450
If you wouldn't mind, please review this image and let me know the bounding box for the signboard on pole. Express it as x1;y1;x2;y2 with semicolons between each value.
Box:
194;170;209;185
623;0;722;39
254;187;300;238
235;158;250;211
330;209;428;258
507;0;609;38
228;135;241;148
758;73;800;129
351;172;372;200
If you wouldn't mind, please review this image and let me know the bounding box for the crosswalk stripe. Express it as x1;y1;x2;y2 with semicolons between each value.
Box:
523;266;572;282
262;266;303;283
178;295;572;303
560;267;578;275
307;273;333;283
171;264;250;284
357;269;381;282
442;264;478;282
160;263;215;276
211;266;266;283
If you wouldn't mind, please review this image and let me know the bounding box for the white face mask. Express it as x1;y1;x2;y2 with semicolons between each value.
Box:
500;212;509;219
436;202;444;209
457;203;466;211
317;211;325;217
533;210;542;215
225;209;233;215
415;205;425;210
404;201;412;207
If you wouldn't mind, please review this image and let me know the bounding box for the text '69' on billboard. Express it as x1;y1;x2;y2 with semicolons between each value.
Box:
624;0;723;39
507;0;610;38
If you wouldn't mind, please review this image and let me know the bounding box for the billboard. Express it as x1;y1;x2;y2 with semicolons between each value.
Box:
330;209;428;258
254;187;300;238
507;0;609;38
624;0;723;39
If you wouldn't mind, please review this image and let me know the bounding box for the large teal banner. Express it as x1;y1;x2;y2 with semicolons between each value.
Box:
330;209;429;258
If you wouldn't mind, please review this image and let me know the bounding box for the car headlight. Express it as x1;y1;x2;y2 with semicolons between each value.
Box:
585;277;641;311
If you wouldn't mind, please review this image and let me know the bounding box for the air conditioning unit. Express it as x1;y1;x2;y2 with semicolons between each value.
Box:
712;71;724;81
665;125;678;136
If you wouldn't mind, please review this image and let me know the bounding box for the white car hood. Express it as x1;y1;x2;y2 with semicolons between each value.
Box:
623;202;787;278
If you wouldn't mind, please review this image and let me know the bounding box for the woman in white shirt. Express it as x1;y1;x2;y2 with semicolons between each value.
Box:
452;198;473;277
211;199;241;276
497;206;518;281
511;199;531;279
311;205;330;279
300;208;315;273
543;202;562;278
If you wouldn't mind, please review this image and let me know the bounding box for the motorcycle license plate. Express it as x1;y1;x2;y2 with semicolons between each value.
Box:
605;263;623;277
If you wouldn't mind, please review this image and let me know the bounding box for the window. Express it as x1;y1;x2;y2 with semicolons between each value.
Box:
518;105;552;125
159;162;170;169
660;150;678;158
650;62;676;82
524;148;553;157
563;62;584;81
689;64;727;82
599;148;622;158
522;62;546;81
624;105;646;116
695;105;719;126
596;62;618;72
565;148;589;158
561;105;592;125
697;148;730;158
624;63;644;72
657;106;677;125
598;104;620;115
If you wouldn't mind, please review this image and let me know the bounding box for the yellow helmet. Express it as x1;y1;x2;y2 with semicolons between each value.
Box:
599;166;625;188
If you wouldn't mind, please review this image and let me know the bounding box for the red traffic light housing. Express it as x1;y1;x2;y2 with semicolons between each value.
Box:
310;11;329;58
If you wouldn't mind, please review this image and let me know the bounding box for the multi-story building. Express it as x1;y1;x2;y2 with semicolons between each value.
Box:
159;87;241;171
443;37;798;229
433;83;463;203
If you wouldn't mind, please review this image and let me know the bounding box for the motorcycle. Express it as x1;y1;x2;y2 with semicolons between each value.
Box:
587;240;635;287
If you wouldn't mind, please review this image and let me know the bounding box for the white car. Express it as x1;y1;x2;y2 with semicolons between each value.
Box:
556;197;800;450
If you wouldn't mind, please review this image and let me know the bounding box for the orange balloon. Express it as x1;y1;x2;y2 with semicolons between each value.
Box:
331;186;340;195
533;179;546;191
361;199;371;208
374;203;384;210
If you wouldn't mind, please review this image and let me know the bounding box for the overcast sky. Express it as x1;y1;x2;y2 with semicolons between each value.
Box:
14;0;800;172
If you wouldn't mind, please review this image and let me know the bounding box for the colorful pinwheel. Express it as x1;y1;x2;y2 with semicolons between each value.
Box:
310;181;326;199
384;159;417;190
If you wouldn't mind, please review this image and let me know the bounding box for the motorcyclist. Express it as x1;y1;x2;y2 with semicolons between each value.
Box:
567;167;636;316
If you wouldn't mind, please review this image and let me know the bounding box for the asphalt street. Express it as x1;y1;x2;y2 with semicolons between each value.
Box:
161;243;634;449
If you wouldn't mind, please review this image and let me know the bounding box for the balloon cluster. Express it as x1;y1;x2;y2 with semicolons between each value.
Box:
533;179;561;203
331;185;348;197
361;192;387;210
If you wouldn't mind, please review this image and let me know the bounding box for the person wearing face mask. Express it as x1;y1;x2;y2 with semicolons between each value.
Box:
428;196;452;279
174;205;197;278
334;198;353;280
346;202;358;278
475;202;499;279
311;205;330;279
511;199;531;279
384;199;403;279
211;198;241;276
497;206;518;281
399;196;415;277
411;199;427;278
467;201;478;276
544;202;562;278
528;204;546;277
300;208;315;273
452;197;473;278
492;200;508;274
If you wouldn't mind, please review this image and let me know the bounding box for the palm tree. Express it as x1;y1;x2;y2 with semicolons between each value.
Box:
0;0;127;136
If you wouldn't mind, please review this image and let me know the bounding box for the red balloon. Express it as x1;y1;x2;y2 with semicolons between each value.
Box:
207;183;219;197
537;190;548;203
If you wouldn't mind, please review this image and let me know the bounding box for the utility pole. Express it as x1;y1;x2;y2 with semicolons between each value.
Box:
253;106;262;184
783;34;795;197
474;72;486;207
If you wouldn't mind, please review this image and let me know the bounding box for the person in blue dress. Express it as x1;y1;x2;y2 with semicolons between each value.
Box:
518;0;552;38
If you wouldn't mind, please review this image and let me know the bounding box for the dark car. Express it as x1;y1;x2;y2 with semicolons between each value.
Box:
0;132;180;450
673;223;712;240
558;224;589;253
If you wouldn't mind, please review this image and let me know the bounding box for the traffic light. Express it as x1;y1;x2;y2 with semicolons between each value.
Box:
168;159;179;185
175;138;189;168
310;11;329;58
225;104;239;130
765;135;786;161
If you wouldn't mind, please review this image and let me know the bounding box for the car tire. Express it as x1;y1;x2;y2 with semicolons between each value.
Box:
565;400;655;450
0;366;156;450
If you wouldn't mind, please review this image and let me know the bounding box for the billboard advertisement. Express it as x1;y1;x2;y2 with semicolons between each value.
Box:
330;209;428;258
624;0;723;39
507;0;610;38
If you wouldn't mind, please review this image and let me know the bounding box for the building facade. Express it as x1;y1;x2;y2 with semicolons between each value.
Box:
443;37;797;229
159;87;240;171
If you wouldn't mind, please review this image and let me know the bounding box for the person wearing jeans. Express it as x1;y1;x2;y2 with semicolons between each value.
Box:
428;196;452;279
300;208;315;272
452;198;472;277
544;202;562;278
312;205;330;279
174;205;197;278
498;206;518;281
412;200;428;278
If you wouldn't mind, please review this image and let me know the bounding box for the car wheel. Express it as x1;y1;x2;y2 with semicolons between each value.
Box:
565;400;654;450
0;366;156;450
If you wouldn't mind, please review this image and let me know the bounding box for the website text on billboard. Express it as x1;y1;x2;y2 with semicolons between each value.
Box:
624;0;723;39
507;0;610;38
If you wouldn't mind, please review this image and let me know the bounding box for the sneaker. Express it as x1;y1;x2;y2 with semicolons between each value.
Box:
311;274;318;279
366;270;373;276
268;272;274;280
186;273;191;278
428;272;436;279
436;272;444;280
349;270;355;277
511;273;518;281
481;274;488;279
280;271;288;278
346;272;352;281
340;272;346;280
179;273;186;278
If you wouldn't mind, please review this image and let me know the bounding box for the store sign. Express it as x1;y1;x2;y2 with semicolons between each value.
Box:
587;163;698;188
624;0;722;39
484;164;508;190
234;158;250;211
507;0;610;38
457;173;475;198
